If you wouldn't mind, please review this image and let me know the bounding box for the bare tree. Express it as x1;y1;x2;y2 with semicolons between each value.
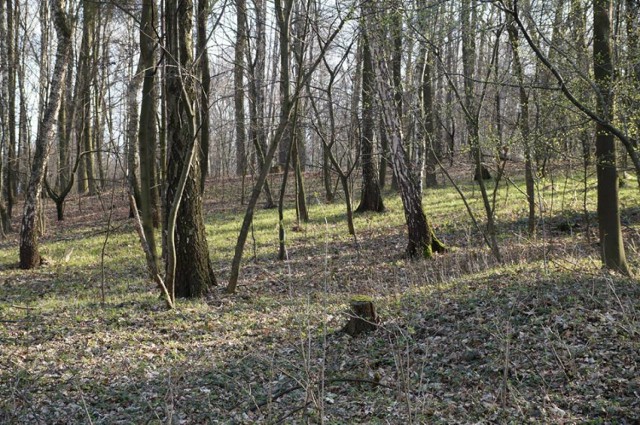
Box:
197;0;211;189
19;0;73;268
506;4;535;235
365;0;445;257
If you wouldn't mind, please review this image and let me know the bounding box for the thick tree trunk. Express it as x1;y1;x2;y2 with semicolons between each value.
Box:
593;0;630;275
165;0;216;297
19;0;72;269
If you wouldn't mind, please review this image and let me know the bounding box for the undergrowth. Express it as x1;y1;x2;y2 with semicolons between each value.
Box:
0;166;638;423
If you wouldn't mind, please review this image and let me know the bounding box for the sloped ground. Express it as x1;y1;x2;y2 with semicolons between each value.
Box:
0;171;639;424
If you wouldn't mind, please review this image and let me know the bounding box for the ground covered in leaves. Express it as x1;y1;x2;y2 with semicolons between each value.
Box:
1;168;639;424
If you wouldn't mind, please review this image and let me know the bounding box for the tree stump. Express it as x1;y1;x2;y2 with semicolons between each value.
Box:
344;296;380;337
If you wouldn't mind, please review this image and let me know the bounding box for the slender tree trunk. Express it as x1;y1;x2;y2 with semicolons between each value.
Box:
20;0;73;269
421;51;438;189
5;0;17;217
126;26;142;218
247;0;274;208
356;26;384;213
75;0;97;195
507;13;535;235
462;0;501;261
198;0;211;189
138;0;159;266
0;0;11;232
593;0;630;275
365;0;444;257
234;0;247;178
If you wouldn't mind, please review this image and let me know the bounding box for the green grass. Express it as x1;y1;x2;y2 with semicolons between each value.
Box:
0;167;638;423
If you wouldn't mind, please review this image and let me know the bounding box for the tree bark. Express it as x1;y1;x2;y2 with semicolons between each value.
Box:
197;0;211;189
355;26;384;213
165;0;216;297
246;0;275;208
365;0;444;258
138;0;159;266
593;0;630;275
234;0;246;177
507;11;535;236
75;0;98;195
19;0;73;269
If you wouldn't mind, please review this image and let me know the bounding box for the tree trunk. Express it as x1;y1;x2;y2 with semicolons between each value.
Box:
0;0;11;232
165;0;216;297
247;0;275;208
593;0;630;275
507;13;535;236
275;0;294;171
234;0;246;177
19;0;73;269
138;0;159;267
356;27;384;213
126;27;142;218
365;0;444;258
420;51;438;189
3;0;17;217
198;0;211;189
75;0;97;195
462;0;501;261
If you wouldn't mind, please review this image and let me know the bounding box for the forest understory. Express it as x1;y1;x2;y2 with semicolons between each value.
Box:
1;166;639;424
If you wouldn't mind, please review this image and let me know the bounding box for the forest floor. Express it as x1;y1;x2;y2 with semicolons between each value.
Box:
1;165;639;424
